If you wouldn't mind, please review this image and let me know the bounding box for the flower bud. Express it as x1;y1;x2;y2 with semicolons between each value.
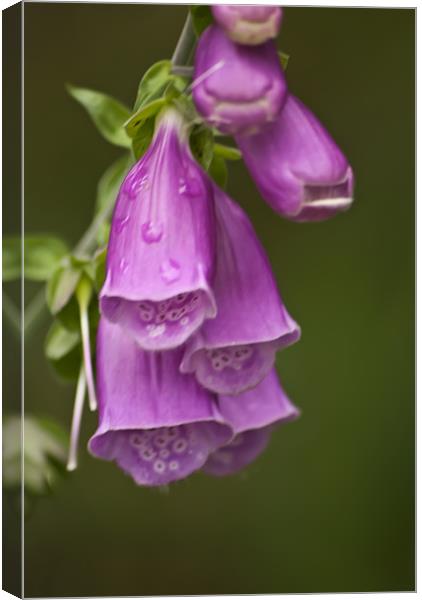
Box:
211;5;283;45
236;94;354;221
193;25;287;135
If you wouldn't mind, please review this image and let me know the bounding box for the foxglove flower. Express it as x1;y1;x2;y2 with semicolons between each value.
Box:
181;187;300;395
212;5;283;46
89;319;232;486
193;24;287;135
204;369;299;476
100;108;217;351
236;94;354;222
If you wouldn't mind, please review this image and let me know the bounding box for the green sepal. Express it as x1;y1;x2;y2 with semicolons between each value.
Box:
67;84;131;148
190;126;214;170
208;154;228;189
3;236;21;281
278;51;290;70
132;117;156;161
133;60;174;111
191;5;213;37
125;97;167;139
213;143;242;161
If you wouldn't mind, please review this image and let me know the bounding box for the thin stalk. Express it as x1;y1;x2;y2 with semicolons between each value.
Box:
77;277;97;412
66;365;87;471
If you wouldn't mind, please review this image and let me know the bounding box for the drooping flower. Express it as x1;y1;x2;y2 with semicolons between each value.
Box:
204;369;299;476
211;5;283;46
89;318;232;486
100;107;217;351
236;94;354;222
180;186;300;395
192;24;287;135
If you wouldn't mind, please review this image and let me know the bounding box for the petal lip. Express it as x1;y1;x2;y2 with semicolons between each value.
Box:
203;369;300;477
100;276;217;352
89;319;232;486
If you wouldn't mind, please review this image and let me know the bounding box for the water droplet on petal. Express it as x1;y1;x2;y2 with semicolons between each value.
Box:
127;173;149;199
179;176;202;197
160;259;181;283
148;324;166;338
119;258;129;273
140;174;149;189
141;221;163;243
114;216;130;233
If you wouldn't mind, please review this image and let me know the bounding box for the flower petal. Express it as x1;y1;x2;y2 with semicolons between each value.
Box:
181;187;300;395
193;25;287;135
89;319;231;486
236;94;354;221
204;369;299;476
100;108;216;350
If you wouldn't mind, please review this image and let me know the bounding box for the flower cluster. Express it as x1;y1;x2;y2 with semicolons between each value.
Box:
88;5;353;487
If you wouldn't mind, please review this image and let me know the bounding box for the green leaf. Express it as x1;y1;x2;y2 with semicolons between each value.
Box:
3;237;21;281
3;415;67;495
45;321;81;381
213;143;242;161
208;154;228;189
191;5;213;37
132;117;156;161
45;320;80;361
48;341;81;381
190;126;214;170
67;84;131;148
46;265;81;315
56;296;80;332
125;97;167;139
134;60;173;111
95;154;132;215
278;51;290;70
24;236;69;281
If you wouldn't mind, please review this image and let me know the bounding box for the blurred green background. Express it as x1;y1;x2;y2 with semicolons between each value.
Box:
17;3;415;596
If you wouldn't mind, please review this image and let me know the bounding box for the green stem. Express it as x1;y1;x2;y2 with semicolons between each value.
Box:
171;13;195;67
